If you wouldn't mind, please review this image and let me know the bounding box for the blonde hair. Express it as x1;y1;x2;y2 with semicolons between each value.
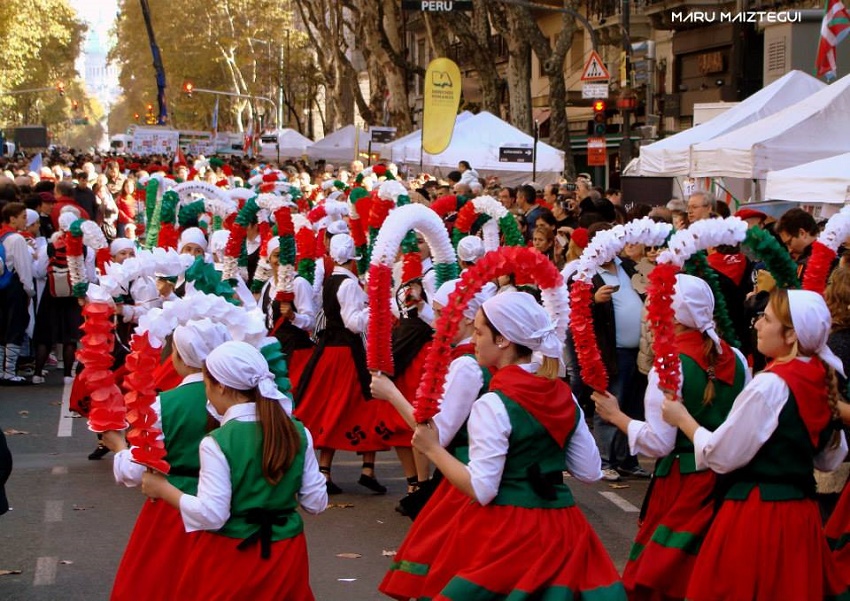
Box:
826;266;850;330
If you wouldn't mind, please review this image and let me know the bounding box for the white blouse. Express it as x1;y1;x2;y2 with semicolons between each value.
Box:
627;347;751;460
692;364;848;474
465;363;603;505
331;266;369;334
259;275;317;333
178;403;327;532
432;340;484;448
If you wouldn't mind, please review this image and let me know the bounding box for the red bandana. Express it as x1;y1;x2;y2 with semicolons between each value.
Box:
676;330;737;386
707;252;747;286
766;357;832;447
488;364;576;445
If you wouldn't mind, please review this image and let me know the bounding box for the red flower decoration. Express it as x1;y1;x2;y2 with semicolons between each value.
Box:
95;247;111;275
124;332;170;474
569;280;608;393
296;228;316;262
262;173;279;182
259;182;276;193
429;195;460;218
453;202;478;234
274;207;294;237
368;199;395;230
401;251;422;284
307;205;326;224
79;301;126;432
65;231;83;256
802;240;837;295
647;262;681;395
225;223;247;259
258;221;273;256
372;164;387;177
157;223;179;250
366;263;395;375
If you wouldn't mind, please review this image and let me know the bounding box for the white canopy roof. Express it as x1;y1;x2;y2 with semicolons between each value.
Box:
690;72;850;179
764;151;850;204
390;111;565;186
259;128;313;158
629;70;824;177
306;125;388;162
385;111;475;162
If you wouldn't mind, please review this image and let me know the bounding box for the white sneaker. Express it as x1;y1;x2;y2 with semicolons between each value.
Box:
31;375;45;384
601;468;622;482
63;376;75;385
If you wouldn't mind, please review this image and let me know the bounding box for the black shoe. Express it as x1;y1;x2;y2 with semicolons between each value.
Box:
358;473;387;495
395;500;409;516
616;465;651;479
326;480;343;495
88;444;110;460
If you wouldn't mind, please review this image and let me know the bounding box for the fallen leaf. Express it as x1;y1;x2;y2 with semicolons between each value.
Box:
327;502;354;509
59;560;73;565
609;483;630;490
337;578;357;582
72;505;94;511
3;429;29;436
336;553;362;559
376;520;384;524
0;570;22;576
18;411;29;417
382;550;397;557
49;401;61;406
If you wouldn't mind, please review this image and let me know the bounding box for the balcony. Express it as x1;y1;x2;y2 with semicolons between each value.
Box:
584;0;653;45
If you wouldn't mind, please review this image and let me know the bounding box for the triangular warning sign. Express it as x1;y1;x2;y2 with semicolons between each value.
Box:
581;51;610;82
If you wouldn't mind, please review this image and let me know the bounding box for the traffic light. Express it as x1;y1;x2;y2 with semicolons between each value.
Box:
147;103;153;112
72;100;79;112
56;82;65;97
133;113;140;121
183;82;194;98
592;100;607;136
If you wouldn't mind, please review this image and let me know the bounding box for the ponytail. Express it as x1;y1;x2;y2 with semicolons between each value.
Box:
254;389;301;485
536;356;560;380
702;335;719;406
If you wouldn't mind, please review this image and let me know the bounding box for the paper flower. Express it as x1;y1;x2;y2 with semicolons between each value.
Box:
79;301;126;433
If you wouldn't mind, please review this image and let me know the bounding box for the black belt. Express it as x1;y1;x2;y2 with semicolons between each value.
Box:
167;466;199;479
236;509;295;559
526;463;564;501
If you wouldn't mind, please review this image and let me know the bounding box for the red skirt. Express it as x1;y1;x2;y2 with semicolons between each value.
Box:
826;481;850;584
294;346;387;452
623;460;717;601
418;501;626;600
687;488;849;601
376;342;432;448
111;499;199;601
174;531;314;601
380;479;472;600
287;347;313;393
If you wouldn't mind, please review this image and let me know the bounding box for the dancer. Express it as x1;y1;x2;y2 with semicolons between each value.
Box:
592;274;750;600
140;341;327;600
662;288;849;601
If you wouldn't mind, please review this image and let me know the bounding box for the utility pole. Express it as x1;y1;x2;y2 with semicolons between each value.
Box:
139;0;168;125
619;0;633;168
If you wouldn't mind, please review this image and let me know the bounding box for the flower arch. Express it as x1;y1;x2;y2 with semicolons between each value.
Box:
803;205;850;294
452;195;524;249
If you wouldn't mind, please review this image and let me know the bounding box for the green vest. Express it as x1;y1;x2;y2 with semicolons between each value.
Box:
160;380;208;495
725;391;834;501
446;356;491;465
210;411;307;541
489;392;577;509
656;354;746;476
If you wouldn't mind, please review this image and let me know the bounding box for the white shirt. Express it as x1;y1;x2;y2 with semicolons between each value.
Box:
330;266;369;334
465;363;603;505
179;403;328;532
259;276;316;333
627;347;751;459
692;364;848;474
4;231;35;297
433;340;484;447
390;256;437;326
113;372;204;487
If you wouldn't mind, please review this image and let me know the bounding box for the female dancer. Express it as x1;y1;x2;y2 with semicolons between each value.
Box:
662;288;849;601
593;274;750;600
140;340;327;600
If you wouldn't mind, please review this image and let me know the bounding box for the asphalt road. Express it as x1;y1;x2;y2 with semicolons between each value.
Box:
0;370;648;600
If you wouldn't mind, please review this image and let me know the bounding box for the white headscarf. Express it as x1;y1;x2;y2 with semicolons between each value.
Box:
266;237;280;255
179;227;208;253
329;233;360;265
25;209;39;227
209;230;230;257
457;235;485;264
173;319;231;369
481;291;561;359
432;278;496;320
326;220;350;236
672;274;723;353
205;340;288;401
787;289;846;377
110;238;136;256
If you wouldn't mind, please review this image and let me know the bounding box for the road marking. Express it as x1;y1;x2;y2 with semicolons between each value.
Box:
57;379;74;437
51;466;68;475
33;556;57;586
44;500;63;523
599;491;640;513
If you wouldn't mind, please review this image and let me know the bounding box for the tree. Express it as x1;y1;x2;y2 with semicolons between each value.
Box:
488;2;533;134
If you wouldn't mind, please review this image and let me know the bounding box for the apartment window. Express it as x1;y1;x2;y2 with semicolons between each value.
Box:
767;38;787;74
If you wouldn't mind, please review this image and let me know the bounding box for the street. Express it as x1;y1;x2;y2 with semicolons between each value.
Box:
0;371;646;601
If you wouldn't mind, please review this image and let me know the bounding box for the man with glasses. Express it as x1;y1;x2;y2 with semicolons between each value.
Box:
685;190;716;222
775;207;820;280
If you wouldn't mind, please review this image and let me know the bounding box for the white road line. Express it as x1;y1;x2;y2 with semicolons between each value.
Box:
57;379;74;437
51;466;68;475
599;491;641;513
44;500;63;523
33;556;57;586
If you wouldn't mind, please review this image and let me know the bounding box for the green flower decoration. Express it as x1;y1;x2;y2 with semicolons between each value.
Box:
743;227;800;289
684;251;741;348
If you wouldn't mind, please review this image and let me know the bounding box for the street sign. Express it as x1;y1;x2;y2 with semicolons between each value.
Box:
401;1;473;10
582;83;609;99
580;50;611;82
499;146;533;163
587;136;607;166
369;126;397;144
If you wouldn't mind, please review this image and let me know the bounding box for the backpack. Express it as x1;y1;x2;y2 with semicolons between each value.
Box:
0;232;14;290
47;238;73;298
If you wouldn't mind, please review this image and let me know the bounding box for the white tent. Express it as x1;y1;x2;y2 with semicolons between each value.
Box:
259;128;313;159
690;72;850;179
385;111;475;163
764;152;850;206
390;111;565;186
306;125;389;162
627;70;824;177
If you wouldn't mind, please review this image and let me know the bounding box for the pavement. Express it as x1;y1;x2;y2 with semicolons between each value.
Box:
0;369;649;600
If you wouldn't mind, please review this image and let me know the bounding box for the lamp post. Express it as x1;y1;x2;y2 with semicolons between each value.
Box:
248;37;284;130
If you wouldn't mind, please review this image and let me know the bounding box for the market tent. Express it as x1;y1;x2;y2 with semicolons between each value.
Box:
258;128;313;159
385;111;475;163
764;151;850;205
690;72;850;179
306;125;388;162
389;111;565;186
626;70;824;177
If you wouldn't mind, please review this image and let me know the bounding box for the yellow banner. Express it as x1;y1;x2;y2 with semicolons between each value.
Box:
422;58;462;155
